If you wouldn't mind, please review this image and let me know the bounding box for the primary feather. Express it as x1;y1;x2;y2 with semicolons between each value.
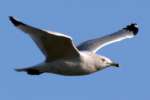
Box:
77;24;138;53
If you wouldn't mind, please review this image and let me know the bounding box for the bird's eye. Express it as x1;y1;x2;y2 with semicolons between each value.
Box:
101;58;105;62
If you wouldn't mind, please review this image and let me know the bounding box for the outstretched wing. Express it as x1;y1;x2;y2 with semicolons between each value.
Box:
9;16;80;62
77;24;139;53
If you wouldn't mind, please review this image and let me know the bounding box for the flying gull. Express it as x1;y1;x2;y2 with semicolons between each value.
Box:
9;16;138;76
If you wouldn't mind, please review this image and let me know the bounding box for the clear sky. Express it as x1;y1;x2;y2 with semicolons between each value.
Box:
0;0;149;100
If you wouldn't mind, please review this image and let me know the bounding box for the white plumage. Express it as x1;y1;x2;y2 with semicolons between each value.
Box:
10;16;138;76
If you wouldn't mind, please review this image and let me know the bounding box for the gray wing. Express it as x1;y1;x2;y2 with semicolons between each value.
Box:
77;24;138;53
9;16;80;62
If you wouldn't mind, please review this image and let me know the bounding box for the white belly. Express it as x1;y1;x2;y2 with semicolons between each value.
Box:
33;52;106;76
37;58;98;76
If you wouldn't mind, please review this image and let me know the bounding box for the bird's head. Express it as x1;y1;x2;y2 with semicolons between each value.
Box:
97;55;119;68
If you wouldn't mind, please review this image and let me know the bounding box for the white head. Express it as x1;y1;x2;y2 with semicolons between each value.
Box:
96;55;119;69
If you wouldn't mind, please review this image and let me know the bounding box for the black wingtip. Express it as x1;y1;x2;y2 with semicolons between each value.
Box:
9;16;24;26
124;23;139;35
15;68;42;75
15;68;23;72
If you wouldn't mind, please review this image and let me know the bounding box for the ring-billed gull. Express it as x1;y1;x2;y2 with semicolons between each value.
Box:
9;16;138;76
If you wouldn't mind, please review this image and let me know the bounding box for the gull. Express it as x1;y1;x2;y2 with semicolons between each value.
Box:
9;16;139;76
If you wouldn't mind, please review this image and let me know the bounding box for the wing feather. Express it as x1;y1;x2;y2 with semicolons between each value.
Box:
77;24;138;53
9;16;80;62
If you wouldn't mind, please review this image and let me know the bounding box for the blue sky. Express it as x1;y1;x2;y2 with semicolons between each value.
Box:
0;0;149;100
